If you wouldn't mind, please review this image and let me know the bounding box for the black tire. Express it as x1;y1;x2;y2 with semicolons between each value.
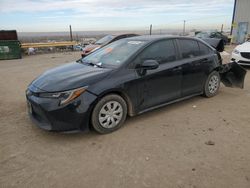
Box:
91;94;127;134
203;71;220;98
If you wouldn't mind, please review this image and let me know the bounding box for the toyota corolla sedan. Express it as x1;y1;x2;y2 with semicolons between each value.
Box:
26;36;246;134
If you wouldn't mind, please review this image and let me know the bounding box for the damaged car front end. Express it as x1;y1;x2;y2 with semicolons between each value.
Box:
219;62;247;89
203;38;247;89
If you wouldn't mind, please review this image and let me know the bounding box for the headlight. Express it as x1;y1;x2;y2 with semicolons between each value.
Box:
233;49;240;54
39;87;87;105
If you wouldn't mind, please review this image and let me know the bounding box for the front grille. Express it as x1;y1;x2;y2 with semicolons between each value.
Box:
241;52;250;59
30;102;50;124
238;60;250;65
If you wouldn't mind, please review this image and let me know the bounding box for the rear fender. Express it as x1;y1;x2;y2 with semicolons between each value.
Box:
219;62;247;89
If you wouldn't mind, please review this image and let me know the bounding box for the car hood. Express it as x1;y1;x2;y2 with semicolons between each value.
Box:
235;42;250;52
30;62;112;92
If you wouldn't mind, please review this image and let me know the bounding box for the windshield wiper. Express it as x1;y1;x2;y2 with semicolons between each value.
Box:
81;60;103;68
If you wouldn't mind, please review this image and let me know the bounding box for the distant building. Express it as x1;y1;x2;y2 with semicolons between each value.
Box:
231;0;250;43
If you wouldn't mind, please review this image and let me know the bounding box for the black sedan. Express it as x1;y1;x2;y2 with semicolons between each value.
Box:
26;36;246;134
195;31;229;44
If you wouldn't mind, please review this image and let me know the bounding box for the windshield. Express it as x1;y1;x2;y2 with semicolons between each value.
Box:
95;35;115;45
82;39;145;68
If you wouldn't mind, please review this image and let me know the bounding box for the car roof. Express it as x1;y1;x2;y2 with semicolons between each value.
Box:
124;35;201;42
109;33;138;37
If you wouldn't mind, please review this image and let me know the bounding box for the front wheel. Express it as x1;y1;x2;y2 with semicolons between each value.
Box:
91;94;127;134
203;71;220;97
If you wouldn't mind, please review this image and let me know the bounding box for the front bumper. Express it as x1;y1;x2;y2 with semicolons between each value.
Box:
231;53;250;66
26;87;97;132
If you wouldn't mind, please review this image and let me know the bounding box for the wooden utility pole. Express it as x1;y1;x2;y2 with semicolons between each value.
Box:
183;20;186;36
149;24;152;35
69;25;73;51
221;24;224;33
69;25;73;41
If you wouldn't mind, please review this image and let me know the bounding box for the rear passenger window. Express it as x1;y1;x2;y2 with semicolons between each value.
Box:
178;39;200;58
140;40;176;64
198;42;211;55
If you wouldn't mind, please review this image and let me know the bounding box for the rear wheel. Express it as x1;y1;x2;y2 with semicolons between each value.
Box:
91;94;127;134
203;71;220;97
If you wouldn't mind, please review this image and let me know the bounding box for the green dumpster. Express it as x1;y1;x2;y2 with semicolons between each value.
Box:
0;40;21;60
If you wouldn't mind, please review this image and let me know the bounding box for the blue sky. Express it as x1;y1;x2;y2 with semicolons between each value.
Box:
0;0;234;32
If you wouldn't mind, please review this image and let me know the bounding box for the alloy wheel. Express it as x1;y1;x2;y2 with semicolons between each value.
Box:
98;101;123;129
208;75;219;94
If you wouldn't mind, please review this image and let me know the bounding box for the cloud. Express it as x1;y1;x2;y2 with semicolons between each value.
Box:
0;0;234;31
0;0;233;16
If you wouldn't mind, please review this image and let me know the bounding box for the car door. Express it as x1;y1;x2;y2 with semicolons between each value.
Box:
177;39;213;96
133;39;182;111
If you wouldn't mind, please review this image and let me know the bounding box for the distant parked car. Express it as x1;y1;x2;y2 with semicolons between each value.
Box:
196;31;229;44
232;40;250;66
73;45;84;51
81;34;139;57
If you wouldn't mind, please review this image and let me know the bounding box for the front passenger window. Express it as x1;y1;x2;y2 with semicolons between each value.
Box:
140;40;177;64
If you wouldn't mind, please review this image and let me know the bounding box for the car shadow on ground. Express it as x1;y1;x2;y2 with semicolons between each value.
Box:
125;96;204;124
30;69;249;142
31;95;205;141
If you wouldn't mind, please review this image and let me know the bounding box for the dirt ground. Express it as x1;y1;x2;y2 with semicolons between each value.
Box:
0;48;250;188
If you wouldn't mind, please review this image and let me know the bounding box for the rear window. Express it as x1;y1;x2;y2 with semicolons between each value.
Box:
178;39;200;59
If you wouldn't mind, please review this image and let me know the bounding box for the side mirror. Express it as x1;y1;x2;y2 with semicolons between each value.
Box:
140;60;159;70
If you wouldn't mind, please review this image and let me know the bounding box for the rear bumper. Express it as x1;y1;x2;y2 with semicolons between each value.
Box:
26;89;97;132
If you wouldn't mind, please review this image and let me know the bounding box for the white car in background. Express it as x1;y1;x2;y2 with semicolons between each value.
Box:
231;40;250;66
